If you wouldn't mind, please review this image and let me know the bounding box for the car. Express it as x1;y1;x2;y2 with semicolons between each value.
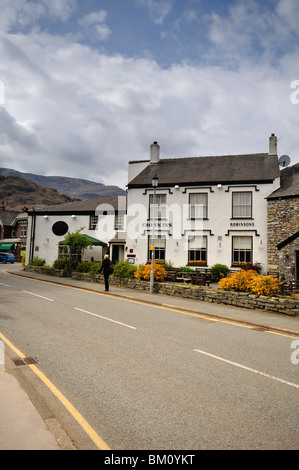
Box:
0;252;15;263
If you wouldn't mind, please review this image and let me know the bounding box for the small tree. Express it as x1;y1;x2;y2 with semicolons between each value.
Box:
60;229;92;270
210;264;230;282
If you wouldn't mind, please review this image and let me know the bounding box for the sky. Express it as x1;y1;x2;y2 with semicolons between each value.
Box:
0;0;299;190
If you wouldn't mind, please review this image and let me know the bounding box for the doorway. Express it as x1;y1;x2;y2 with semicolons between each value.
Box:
296;251;299;281
111;244;125;264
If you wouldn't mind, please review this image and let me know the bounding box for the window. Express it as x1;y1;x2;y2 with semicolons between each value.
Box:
20;226;27;238
148;236;166;262
149;194;166;219
188;235;207;264
232;192;252;218
189;193;208;219
58;245;65;259
52;221;68;236
232;236;252;264
90;215;98;230
115;213;124;231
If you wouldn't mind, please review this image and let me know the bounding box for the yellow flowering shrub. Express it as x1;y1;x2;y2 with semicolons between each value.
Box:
249;275;281;297
134;262;167;282
218;269;280;297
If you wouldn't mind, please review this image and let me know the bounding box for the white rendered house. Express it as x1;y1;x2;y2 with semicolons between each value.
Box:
26;196;127;266
125;135;281;272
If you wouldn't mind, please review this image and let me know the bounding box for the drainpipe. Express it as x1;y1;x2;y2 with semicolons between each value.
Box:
29;209;36;263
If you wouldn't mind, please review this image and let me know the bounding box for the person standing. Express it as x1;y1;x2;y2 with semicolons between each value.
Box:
99;254;112;292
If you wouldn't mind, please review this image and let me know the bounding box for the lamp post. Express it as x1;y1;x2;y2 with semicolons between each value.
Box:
150;174;159;294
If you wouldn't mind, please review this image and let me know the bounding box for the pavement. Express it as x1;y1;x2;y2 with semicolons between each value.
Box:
1;266;299;450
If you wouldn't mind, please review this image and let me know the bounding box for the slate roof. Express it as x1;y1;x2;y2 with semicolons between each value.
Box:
128;154;280;188
29;196;126;215
0;210;19;226
267;163;299;199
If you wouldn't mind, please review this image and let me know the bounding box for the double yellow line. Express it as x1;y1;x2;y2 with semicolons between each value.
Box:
0;331;110;451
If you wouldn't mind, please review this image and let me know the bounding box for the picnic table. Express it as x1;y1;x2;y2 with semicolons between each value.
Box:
175;272;192;284
165;268;212;286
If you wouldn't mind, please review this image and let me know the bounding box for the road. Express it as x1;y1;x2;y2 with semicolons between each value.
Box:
0;264;298;450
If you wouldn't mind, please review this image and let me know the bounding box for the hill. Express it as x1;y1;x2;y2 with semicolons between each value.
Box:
0;175;75;211
0;168;126;200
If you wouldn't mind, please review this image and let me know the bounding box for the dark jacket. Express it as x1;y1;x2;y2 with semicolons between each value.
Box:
100;258;111;276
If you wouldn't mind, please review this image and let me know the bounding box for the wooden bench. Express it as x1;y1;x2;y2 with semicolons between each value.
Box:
280;280;299;295
191;272;211;286
175;272;192;284
165;269;179;282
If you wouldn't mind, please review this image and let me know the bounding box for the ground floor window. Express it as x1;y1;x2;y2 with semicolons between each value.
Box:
188;235;207;265
232;236;252;264
58;245;64;259
148;236;166;262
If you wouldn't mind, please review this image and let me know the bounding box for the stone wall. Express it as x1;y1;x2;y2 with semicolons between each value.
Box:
267;197;299;280
24;266;299;316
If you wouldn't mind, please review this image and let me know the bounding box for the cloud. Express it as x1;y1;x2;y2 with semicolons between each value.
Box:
0;0;76;33
276;0;299;30
137;0;174;25
78;10;111;41
206;0;299;66
0;1;298;190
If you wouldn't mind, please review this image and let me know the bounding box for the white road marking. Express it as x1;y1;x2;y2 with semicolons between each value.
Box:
74;307;136;330
0;282;10;287
194;348;299;389
22;290;54;302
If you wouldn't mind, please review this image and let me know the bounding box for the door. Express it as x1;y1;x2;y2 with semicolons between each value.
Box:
296;251;299;281
112;245;119;265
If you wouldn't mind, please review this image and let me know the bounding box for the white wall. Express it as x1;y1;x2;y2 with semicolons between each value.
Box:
26;214;106;266
126;181;277;272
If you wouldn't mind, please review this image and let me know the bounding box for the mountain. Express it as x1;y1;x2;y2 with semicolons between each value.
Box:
0;168;126;200
0;175;76;211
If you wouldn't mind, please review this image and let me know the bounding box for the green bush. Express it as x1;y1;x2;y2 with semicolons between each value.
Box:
53;258;70;270
112;261;137;279
210;264;230;282
88;263;102;275
76;261;102;275
29;257;46;266
178;266;195;272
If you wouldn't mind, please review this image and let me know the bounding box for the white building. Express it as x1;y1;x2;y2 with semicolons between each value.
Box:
26;196;127;266
125;135;281;272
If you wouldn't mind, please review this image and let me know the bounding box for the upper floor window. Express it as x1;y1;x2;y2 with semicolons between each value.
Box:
115;213;124;231
232;192;252;218
189;193;208;219
90;215;98;230
20;226;27;238
149;194;166;219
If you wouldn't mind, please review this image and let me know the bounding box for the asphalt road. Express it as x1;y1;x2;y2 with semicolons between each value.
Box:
0;264;298;450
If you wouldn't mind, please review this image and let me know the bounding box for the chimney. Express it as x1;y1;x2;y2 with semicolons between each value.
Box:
150;141;160;164
269;133;277;156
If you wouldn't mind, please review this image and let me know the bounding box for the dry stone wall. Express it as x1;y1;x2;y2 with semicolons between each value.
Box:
24;266;299;316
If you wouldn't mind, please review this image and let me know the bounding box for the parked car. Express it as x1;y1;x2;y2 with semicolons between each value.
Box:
0;252;15;263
